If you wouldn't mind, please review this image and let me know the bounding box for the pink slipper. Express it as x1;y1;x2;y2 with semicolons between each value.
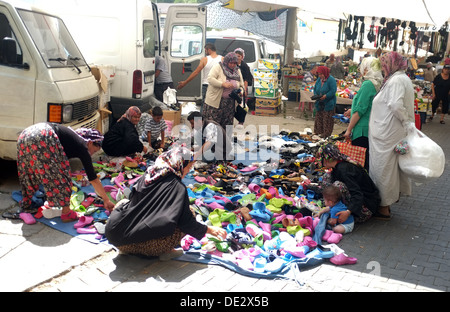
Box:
76;227;97;234
327;232;343;244
240;165;258;172
195;176;207;183
330;253;357;265
322;229;333;241
20;212;36;225
74;215;94;229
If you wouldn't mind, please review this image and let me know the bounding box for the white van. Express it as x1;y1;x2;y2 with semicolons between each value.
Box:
206;34;268;73
27;0;160;120
0;0;100;160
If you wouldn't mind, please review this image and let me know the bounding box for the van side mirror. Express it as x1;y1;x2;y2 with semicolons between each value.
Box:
2;37;29;69
2;37;17;64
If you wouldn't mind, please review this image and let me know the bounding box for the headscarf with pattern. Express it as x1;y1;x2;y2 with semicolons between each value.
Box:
74;128;104;145
379;51;407;85
118;106;141;123
144;145;192;185
221;52;240;81
316;143;361;168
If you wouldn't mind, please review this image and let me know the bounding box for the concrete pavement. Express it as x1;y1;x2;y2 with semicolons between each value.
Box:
1;101;449;293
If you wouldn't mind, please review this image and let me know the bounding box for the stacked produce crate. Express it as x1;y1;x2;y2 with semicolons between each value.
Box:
253;59;281;116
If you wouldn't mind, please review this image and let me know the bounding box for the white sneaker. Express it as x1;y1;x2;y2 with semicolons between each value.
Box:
42;207;62;219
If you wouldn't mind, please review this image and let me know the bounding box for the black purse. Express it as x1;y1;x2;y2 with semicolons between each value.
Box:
234;103;247;123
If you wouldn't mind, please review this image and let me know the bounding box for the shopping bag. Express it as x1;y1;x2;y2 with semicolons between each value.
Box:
163;87;177;105
397;123;445;182
335;140;366;167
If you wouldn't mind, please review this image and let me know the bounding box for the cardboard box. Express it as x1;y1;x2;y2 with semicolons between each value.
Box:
254;87;279;99
255;96;281;107
258;58;280;70
163;109;181;127
97;107;112;133
255;104;280;116
254;78;278;89
253;69;277;79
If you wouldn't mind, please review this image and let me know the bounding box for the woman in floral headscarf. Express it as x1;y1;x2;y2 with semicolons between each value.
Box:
13;123;115;222
344;57;383;172
315;143;381;224
368;51;415;220
102;106;147;157
203;52;245;130
105;146;226;258
313;66;337;138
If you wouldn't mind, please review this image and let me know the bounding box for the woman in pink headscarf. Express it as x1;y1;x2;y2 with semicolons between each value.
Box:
368;51;415;220
102;106;148;156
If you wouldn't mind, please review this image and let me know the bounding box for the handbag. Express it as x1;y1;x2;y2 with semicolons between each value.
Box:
335;139;367;167
234;103;247;123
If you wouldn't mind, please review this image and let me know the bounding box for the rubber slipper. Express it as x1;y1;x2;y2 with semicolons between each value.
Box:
327;232;343;244
330;253;357;265
240;165;258;172
249;209;270;223
94;222;106;234
306;245;334;259
74;215;94;229
76;227;97;234
61;210;79;223
248;183;260;193
2;211;22;220
20;212;36;225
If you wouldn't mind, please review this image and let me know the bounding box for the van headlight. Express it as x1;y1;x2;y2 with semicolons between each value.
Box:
62;105;73;123
48;103;73;123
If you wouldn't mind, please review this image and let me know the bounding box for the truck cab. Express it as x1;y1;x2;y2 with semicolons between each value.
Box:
0;0;100;160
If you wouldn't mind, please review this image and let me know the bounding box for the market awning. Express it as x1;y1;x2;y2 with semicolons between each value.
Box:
220;0;450;27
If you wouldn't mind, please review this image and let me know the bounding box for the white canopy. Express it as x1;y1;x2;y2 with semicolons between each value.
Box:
220;0;450;27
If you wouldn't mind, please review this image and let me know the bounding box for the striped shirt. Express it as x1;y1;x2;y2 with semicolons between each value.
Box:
144;118;167;142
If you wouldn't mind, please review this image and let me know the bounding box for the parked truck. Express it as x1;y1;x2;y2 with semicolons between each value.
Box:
0;0;100;160
29;1;207;119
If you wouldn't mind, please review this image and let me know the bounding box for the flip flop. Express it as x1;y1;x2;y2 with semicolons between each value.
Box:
19;212;36;225
74;215;94;229
330;253;357;265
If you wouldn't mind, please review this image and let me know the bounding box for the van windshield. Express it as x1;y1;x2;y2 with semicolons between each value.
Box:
206;38;258;63
18;9;87;69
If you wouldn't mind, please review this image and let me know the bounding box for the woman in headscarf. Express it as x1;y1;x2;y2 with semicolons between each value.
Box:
102;106;147;157
203;52;245;131
314;143;381;224
105;146;226;258
344;57;383;172
368;51;415;219
313;66;337;138
15;123;115;222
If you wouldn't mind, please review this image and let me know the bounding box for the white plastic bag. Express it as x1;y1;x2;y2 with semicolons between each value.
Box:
163;87;177;105
397;123;445;182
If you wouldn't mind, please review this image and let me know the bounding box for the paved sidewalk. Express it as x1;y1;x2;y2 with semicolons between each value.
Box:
1;104;449;293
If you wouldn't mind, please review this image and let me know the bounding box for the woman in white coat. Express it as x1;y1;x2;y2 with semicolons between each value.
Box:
368;51;415;219
202;52;245;132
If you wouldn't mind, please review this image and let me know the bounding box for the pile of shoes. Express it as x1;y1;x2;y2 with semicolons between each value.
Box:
182;130;358;272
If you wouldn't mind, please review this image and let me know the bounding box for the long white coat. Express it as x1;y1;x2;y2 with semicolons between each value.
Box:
369;71;415;206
